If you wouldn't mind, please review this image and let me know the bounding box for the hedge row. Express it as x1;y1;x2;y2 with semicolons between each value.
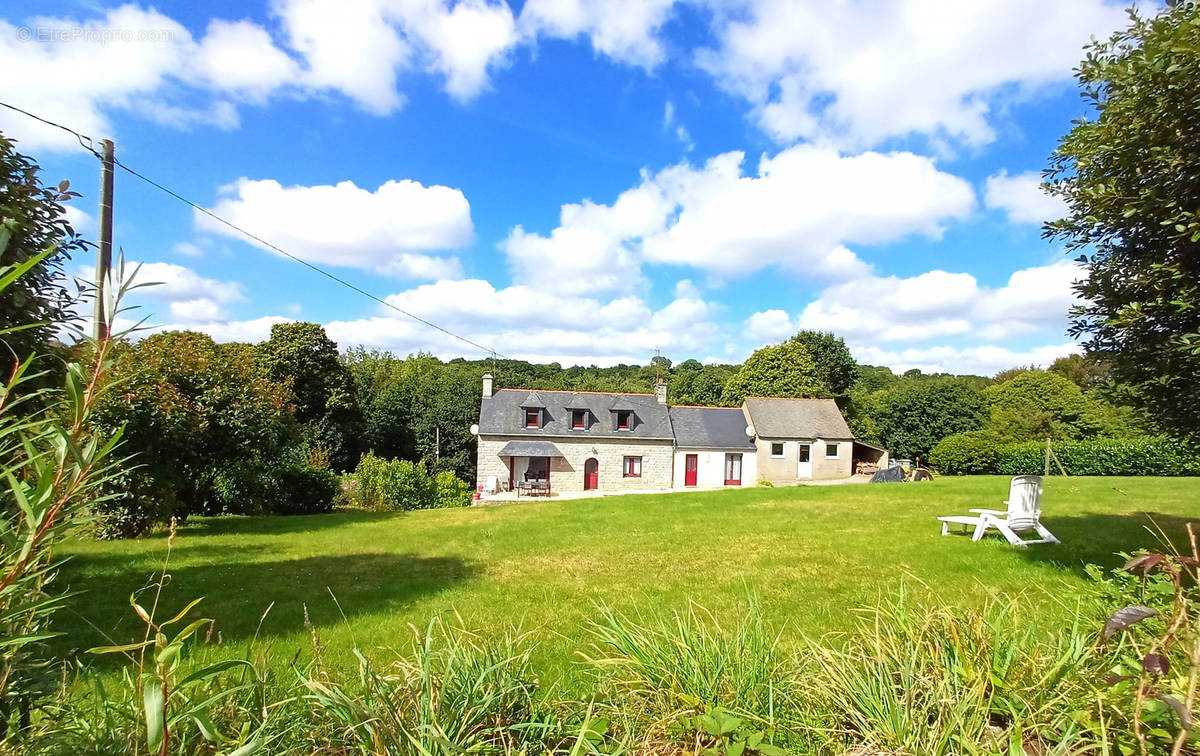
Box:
931;435;1200;476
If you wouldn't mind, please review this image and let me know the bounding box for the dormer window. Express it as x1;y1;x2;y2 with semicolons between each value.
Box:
615;410;632;430
524;408;541;428
570;409;587;430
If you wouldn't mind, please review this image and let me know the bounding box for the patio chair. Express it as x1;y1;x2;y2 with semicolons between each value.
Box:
938;475;1060;546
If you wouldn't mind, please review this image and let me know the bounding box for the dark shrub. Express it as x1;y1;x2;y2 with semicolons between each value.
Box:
267;459;339;515
930;431;1005;475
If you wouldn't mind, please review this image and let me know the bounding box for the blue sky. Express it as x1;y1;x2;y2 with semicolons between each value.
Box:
0;0;1136;373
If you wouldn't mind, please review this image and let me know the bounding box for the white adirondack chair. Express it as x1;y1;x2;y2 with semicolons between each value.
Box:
938;475;1060;546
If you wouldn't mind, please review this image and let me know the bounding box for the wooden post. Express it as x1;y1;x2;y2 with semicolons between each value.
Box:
93;139;115;340
1044;437;1052;476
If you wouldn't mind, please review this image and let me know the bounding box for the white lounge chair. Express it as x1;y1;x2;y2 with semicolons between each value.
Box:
938;475;1060;546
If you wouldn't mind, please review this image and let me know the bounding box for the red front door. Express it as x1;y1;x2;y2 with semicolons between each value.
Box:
584;458;599;490
684;454;698;486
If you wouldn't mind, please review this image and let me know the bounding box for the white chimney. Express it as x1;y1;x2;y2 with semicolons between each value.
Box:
655;378;667;404
482;373;494;398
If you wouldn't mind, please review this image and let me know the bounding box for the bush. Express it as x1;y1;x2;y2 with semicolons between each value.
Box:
209;453;338;517
929;431;1005;475
996;436;1200;476
350;452;471;511
267;459;339;515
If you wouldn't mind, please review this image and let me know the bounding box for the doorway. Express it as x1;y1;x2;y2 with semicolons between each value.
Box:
583;457;599;490
797;444;812;479
684;454;698;486
724;453;742;486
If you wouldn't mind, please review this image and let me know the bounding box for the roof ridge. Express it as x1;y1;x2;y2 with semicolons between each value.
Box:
669;404;743;410
744;395;835;402
494;387;656;397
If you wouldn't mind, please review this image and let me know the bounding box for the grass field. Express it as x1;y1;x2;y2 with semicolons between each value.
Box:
57;476;1200;686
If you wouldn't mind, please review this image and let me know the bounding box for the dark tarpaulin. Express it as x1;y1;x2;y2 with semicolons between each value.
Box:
870;466;906;483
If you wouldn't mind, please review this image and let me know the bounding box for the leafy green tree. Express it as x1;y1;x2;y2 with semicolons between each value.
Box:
92;331;296;534
1047;353;1110;391
668;360;730;406
0;135;87;375
876;377;989;460
720;341;823;404
984;370;1098;442
853;365;900;394
1046;2;1200;439
790;330;857;399
257;322;363;470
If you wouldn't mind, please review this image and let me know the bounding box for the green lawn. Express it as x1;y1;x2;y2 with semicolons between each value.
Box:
57;476;1200;686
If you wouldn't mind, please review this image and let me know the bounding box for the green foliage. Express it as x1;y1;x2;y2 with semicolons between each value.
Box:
304;616;542;756
721;341;823;405
997;437;1200;476
985;370;1101;441
1047;2;1200;440
0;248;127;742
90;332;296;536
789;330;857;399
875;377;988;460
0;135;86;377
210;454;338;517
256;323;363;471
1048;353;1110;390
348;452;470;511
929;430;1006;475
806;589;1093;756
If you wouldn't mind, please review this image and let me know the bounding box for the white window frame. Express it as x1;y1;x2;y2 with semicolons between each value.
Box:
570;409;587;430
770;442;785;458
824;442;840;459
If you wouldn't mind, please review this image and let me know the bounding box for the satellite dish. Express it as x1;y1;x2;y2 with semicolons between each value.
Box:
469;424;480;436
744;425;756;437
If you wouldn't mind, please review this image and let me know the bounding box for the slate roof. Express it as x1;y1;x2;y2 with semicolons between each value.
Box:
478;389;673;440
497;440;566;457
743;397;854;440
668;406;756;450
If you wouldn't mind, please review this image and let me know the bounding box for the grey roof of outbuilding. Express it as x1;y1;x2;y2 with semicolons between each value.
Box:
479;389;673;440
743;397;854;439
668;406;756;450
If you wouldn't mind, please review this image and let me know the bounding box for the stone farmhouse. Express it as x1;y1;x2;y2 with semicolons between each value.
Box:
473;374;886;495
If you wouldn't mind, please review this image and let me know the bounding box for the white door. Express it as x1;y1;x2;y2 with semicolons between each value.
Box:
797;443;812;479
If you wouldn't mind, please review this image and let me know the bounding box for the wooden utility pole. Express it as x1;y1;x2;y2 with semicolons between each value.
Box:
93;139;115;340
1044;437;1052;477
435;426;440;466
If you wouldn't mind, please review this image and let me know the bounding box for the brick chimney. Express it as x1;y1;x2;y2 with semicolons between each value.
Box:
655;378;667;404
482;373;493;398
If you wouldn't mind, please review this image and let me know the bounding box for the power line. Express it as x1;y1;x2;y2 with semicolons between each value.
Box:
0;100;507;361
0;101;98;156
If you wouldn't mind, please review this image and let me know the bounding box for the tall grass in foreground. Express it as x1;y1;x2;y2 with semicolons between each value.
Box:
19;544;1200;755
304;616;551;755
806;588;1093;755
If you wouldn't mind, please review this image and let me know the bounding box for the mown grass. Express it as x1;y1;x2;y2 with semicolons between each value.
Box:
55;476;1200;689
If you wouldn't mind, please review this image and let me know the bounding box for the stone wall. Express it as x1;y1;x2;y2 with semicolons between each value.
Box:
476;436;674;492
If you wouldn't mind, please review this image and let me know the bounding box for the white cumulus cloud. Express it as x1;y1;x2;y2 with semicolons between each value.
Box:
519;0;677;68
797;260;1084;345
503;144;974;292
984;170;1069;225
197;177;473;278
697;0;1129;148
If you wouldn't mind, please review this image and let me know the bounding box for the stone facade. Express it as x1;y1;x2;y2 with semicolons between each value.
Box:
754;438;853;483
477;436;674;493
